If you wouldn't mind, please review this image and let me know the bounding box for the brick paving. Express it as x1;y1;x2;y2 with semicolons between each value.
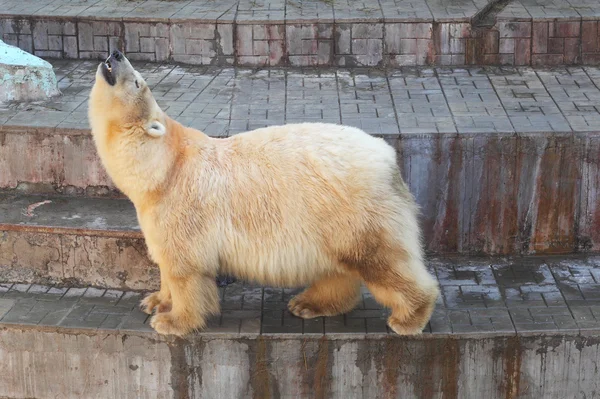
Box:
2;60;600;135
0;0;482;22
0;0;597;22
0;256;599;336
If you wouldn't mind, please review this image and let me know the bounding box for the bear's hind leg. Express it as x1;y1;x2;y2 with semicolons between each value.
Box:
344;213;439;334
360;249;439;335
365;276;438;335
288;273;361;319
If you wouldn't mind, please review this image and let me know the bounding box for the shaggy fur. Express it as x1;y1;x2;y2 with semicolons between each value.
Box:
88;51;440;336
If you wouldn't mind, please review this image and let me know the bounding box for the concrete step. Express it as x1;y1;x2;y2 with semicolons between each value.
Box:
0;256;598;398
1;190;600;289
0;0;599;67
2;61;600;255
0;194;152;290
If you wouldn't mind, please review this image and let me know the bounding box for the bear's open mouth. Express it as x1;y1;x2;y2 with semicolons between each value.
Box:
102;57;115;86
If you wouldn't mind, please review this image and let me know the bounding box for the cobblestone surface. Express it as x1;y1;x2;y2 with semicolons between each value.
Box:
2;60;600;135
1;256;599;336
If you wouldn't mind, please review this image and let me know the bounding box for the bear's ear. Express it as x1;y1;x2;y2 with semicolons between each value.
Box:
147;121;166;138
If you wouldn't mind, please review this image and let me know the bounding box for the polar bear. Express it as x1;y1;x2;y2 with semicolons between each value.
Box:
88;50;439;336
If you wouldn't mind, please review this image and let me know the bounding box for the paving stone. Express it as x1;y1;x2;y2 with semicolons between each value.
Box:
520;0;582;19
0;299;15;320
284;70;341;127
325;315;366;334
240;317;262;334
0;284;13;295
1;298;37;324
119;309;152;332
34;287;69;302
3;284;33;299
63;287;87;300
493;262;555;286
337;70;398;133
380;0;432;21
203;315;240;334
286;0;334;22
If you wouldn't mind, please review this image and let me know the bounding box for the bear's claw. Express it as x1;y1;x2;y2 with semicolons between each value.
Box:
140;291;171;314
288;297;323;319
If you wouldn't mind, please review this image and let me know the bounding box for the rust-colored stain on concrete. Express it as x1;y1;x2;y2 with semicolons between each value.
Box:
314;337;330;399
501;337;522;399
530;137;581;254
381;339;403;398
251;337;272;399
0;329;598;398
402;134;588;255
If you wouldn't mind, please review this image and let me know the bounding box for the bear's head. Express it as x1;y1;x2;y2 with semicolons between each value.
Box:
88;51;179;199
89;50;166;141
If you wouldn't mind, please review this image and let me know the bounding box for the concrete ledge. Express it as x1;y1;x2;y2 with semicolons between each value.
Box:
0;195;154;290
0;260;599;398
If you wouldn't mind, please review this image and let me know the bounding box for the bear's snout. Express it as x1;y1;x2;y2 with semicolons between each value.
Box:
111;50;124;61
101;50;132;86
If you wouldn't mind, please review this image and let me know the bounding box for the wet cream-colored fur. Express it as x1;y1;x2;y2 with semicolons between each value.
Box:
88;54;439;336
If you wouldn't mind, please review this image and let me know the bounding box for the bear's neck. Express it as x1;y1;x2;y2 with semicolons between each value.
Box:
102;117;196;204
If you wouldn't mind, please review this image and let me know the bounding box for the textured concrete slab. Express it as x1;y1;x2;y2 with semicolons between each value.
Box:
0;257;599;397
0;40;60;103
0;194;151;289
0;329;173;399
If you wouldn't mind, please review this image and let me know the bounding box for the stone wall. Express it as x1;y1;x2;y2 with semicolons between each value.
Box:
1;17;599;67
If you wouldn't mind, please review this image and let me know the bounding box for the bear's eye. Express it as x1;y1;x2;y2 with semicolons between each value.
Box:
135;80;140;89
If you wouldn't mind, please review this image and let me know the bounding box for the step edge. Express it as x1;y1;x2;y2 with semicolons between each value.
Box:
1;321;596;341
0;222;142;238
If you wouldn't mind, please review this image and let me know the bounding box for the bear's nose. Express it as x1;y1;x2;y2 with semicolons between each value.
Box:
111;50;123;62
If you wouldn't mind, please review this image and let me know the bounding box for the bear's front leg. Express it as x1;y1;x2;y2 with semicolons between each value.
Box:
150;272;221;336
140;269;172;314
